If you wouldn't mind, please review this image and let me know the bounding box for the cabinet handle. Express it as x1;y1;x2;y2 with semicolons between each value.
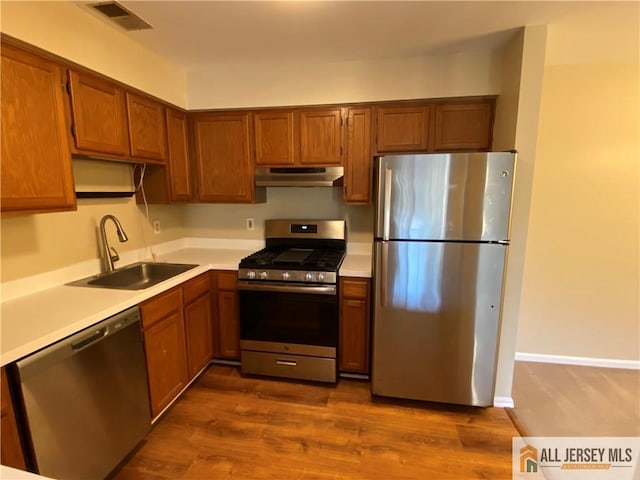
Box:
276;360;297;367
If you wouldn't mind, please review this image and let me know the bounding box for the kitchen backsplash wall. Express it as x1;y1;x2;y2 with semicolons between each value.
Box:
183;187;374;244
1;187;372;283
0;199;185;283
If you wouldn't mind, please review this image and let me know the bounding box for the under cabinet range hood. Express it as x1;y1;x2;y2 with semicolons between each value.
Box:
254;167;344;187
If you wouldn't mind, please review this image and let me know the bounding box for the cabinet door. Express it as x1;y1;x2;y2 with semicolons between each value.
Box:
212;271;240;360
185;294;213;379
68;70;129;156
299;108;343;165
217;290;240;359
1;368;25;470
432;101;494;151
126;92;167;161
375;105;430;153
1;43;75;214
339;278;371;373
143;311;189;418
166;109;192;201
343;107;372;204
254;110;295;166
193;112;254;202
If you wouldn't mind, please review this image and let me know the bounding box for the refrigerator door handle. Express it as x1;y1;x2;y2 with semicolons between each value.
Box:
380;241;388;307
383;166;392;241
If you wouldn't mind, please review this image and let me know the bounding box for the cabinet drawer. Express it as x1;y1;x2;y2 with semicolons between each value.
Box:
217;271;238;291
341;279;369;299
183;273;210;304
140;287;182;328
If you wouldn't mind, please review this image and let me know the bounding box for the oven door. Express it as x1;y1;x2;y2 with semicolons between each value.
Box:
238;281;338;357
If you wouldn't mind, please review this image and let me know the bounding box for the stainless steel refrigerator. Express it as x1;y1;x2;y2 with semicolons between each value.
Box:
371;152;516;407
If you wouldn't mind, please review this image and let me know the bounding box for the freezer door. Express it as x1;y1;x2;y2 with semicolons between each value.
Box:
374;153;515;242
371;240;507;406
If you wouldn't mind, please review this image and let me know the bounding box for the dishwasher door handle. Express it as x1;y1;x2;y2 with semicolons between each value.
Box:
71;327;108;351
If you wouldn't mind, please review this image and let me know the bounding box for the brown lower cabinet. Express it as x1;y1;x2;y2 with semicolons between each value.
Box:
1;367;26;470
339;277;372;374
184;274;213;377
211;270;241;360
140;273;213;418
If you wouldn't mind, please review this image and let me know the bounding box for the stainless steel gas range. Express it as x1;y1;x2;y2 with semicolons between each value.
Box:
238;219;346;383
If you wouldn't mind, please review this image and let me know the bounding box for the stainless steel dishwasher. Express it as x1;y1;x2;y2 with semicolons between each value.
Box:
16;306;151;479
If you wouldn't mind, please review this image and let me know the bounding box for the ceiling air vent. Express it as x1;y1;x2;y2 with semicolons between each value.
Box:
89;1;152;31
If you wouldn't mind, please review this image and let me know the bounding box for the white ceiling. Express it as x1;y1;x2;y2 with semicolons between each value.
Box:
78;1;639;70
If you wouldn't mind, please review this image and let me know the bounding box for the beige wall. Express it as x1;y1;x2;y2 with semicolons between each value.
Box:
1;197;185;282
187;49;502;109
493;26;548;400
184;188;373;245
516;62;640;360
0;1;187;107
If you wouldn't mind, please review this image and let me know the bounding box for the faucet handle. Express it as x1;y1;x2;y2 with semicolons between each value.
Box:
109;246;120;263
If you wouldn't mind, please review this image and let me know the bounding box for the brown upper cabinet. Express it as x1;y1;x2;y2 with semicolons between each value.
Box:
192;112;263;203
253;110;295;166
67;70;168;163
374;99;495;155
298;108;343;165
67;69;130;157
343;107;372;205
137;108;192;204
165;108;192;201
432;100;494;151
126;92;167;161
252;107;343;166
1;42;76;215
375;104;431;153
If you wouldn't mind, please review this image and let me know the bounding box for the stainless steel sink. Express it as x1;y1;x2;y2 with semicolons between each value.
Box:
67;262;199;290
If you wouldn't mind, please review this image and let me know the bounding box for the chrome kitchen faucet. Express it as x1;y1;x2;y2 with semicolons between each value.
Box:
99;214;129;272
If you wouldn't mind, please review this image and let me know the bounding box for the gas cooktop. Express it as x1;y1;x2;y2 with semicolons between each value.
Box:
238;219;346;285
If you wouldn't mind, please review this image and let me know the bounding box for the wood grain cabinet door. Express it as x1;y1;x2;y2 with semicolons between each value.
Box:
1;367;26;470
432;101;494;151
253;110;295;166
343;107;372;205
375;105;430;153
339;278;371;374
298;108;343;165
143;310;189;418
192;112;254;203
67;70;129;156
1;43;76;214
212;271;241;360
183;274;213;379
126;92;167;161
166;108;192;201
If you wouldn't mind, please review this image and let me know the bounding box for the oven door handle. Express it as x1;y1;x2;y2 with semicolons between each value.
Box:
237;281;336;295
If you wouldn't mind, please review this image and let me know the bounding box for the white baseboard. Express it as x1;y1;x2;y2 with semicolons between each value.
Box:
515;352;640;370
493;396;515;408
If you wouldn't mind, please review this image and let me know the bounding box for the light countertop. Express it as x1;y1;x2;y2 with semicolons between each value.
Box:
1;246;371;367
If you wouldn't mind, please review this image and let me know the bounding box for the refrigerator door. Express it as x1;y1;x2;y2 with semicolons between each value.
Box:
374;152;515;242
371;240;507;406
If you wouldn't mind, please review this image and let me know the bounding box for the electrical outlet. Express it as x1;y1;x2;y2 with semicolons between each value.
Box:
246;218;255;231
152;220;161;234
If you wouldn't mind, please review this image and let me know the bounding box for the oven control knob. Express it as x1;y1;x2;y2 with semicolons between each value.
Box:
305;272;314;282
259;271;268;280
247;271;256;280
317;273;325;282
282;272;290;280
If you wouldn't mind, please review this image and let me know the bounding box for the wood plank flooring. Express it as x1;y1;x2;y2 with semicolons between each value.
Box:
113;366;520;480
510;361;640;437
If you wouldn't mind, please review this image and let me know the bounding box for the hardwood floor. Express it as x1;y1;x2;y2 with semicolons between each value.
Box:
510;361;640;437
113;366;520;480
